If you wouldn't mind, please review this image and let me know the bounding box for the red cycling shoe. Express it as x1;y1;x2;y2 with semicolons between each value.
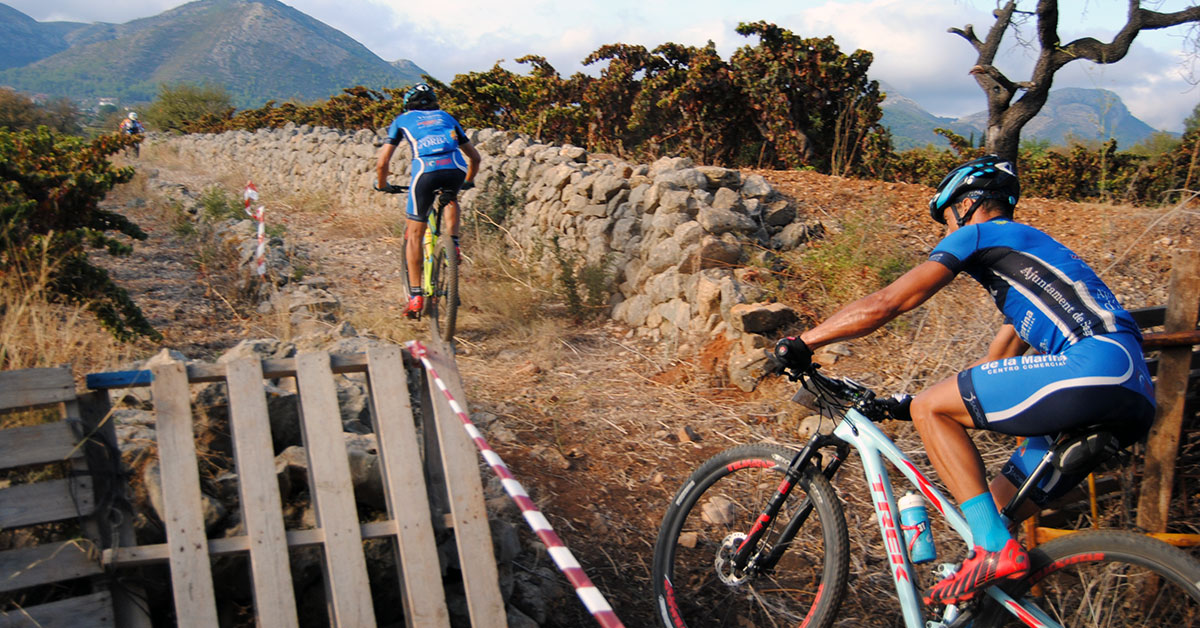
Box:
923;538;1029;606
404;295;424;319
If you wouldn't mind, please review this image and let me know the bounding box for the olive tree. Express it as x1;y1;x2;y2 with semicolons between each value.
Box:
952;1;1200;163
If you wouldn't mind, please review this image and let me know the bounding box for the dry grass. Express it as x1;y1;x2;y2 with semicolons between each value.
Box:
0;245;136;374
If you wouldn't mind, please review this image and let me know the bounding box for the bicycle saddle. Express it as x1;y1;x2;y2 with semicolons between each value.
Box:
1051;427;1122;475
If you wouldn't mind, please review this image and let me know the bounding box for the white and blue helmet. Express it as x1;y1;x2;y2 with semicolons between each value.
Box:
929;155;1020;226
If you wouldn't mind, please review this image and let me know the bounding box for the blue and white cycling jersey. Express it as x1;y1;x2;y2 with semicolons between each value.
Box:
929;218;1155;505
929;218;1141;355
385;110;470;220
385;110;469;175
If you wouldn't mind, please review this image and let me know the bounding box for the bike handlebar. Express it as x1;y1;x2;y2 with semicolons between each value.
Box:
766;353;911;423
374;181;475;194
374;183;409;194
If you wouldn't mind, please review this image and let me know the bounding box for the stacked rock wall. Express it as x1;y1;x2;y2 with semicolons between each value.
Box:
158;126;821;389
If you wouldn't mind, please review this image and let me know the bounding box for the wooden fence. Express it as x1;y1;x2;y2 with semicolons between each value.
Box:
1;340;505;627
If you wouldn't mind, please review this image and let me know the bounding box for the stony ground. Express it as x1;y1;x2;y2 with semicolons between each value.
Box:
98;151;1198;627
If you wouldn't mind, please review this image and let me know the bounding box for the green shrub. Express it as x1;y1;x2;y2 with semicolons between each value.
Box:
794;203;914;304
198;186;243;222
0;127;158;341
550;238;612;320
0;89;81;134
472;169;523;230
146;82;235;133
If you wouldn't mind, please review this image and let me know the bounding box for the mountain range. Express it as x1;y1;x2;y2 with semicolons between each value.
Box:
881;84;1165;151
0;0;426;108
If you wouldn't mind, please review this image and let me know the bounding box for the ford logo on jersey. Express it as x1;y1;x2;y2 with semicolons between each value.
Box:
417;136;451;150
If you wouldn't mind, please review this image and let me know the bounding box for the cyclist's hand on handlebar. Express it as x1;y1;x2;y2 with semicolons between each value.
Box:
762;350;787;377
879;393;913;421
460;181;475;190
374;182;404;194
773;337;813;371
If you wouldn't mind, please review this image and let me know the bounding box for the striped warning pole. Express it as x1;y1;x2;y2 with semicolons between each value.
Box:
242;181;258;217
406;340;626;628
243;182;267;276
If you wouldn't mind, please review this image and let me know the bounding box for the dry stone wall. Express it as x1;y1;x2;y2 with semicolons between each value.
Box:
156;125;823;390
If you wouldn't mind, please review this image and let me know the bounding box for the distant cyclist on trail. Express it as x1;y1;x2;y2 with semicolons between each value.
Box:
119;111;144;135
374;82;481;318
119;111;144;156
772;155;1156;607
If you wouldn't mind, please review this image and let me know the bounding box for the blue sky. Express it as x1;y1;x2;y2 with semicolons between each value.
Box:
10;0;1200;131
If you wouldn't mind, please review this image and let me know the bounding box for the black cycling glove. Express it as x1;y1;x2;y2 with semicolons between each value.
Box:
881;393;913;421
773;337;813;371
374;183;402;194
460;181;475;190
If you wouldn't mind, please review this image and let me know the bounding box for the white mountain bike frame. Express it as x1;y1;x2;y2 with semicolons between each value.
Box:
834;406;1060;628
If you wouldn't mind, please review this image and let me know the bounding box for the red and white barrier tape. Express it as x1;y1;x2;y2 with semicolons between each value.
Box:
243;181;267;276
406;340;626;628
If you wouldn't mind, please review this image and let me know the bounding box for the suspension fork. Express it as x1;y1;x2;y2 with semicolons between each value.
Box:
731;434;848;573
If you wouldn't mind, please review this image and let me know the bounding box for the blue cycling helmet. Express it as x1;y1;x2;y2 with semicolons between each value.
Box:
403;83;438;111
929;155;1019;226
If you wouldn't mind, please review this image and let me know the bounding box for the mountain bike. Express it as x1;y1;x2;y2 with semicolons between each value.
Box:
651;360;1200;628
378;182;468;343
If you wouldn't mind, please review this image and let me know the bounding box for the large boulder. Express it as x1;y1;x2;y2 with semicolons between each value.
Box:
727;334;771;392
729;302;799;334
681;235;742;273
698;206;757;235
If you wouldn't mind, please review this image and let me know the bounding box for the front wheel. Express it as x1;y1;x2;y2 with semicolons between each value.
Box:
428;237;458;342
976;530;1200;627
651;443;849;628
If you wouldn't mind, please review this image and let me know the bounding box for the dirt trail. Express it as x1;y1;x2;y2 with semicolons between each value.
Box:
102;153;1195;627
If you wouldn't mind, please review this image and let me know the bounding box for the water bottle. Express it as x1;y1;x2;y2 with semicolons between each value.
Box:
899;491;936;564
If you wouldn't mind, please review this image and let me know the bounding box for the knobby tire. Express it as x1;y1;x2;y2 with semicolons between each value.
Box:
429;237;458;343
975;529;1200;627
652;443;849;628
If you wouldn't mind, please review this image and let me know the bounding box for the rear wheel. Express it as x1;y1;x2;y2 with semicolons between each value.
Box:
976;530;1200;627
428;237;458;342
651;444;849;628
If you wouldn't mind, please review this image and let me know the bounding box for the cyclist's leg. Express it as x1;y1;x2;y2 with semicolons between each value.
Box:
404;219;426;290
913;376;1028;606
405;169;437;294
910;378;988;503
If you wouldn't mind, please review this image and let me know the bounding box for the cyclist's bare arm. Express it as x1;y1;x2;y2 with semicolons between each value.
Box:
460;141;481;183
800;260;955;350
376;143;397;189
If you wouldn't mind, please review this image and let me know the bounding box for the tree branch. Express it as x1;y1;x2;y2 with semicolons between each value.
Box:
978;1;1020;65
1035;0;1061;52
969;64;1021;94
1050;3;1200;70
948;25;983;52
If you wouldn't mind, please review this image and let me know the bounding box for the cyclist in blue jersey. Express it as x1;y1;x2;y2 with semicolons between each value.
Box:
773;155;1155;606
375;83;481;317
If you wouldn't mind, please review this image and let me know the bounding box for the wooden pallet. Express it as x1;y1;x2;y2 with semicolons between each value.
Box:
0;367;140;628
3;341;505;627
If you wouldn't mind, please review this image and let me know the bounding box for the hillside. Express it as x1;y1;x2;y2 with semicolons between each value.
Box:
0;0;427;107
0;3;86;70
882;86;1166;150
